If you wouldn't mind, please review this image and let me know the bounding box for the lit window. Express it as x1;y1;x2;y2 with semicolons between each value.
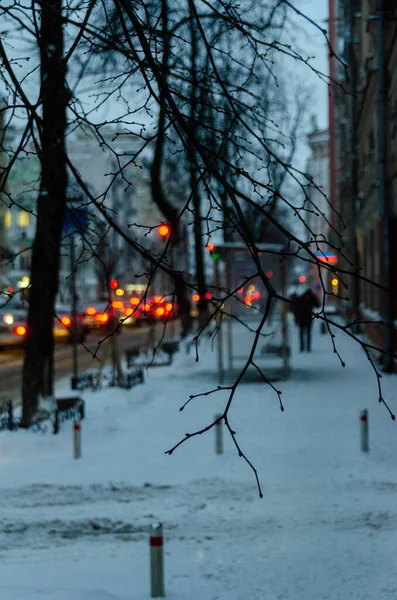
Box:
5;210;12;228
18;211;30;228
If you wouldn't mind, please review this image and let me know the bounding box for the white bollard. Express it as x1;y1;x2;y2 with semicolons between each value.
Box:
74;421;81;459
360;409;369;452
215;414;223;455
150;523;165;598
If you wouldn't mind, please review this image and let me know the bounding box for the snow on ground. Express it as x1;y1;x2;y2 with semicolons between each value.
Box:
0;318;396;599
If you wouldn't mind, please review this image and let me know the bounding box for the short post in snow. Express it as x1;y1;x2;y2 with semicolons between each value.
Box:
74;421;81;459
7;400;13;431
360;409;369;452
215;414;223;455
150;522;165;598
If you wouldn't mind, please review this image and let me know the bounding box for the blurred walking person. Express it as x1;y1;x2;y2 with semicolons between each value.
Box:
295;289;320;352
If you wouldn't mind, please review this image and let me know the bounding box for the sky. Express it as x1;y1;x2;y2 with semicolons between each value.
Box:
289;0;330;167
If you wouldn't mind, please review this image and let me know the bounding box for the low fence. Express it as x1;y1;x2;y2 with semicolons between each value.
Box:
0;396;85;435
73;368;144;391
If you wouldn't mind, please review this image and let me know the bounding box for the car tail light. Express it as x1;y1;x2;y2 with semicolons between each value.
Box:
165;303;173;312
192;293;200;302
95;313;109;323
142;303;151;312
86;307;96;315
14;325;27;336
154;296;165;304
112;301;124;310
156;307;165;316
130;297;140;305
125;308;133;316
204;292;212;300
61;316;72;327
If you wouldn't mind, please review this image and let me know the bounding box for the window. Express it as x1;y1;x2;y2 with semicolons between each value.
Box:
5;210;12;228
18;211;30;228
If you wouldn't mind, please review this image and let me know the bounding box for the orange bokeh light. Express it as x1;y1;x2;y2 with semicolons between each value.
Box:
130;297;140;305
15;325;27;336
166;303;173;311
158;225;170;237
95;313;109;323
156;307;165;316
86;307;96;315
192;293;200;302
207;243;215;251
112;301;124;310
61;316;72;327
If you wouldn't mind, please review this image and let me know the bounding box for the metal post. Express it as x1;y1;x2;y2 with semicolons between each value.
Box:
215;414;223;454
70;236;79;389
74;421;81;459
214;259;224;384
7;400;13;431
150;523;165;598
225;253;233;371
280;261;289;379
360;409;369;452
53;409;59;435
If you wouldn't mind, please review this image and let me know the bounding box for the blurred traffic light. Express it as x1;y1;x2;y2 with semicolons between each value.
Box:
206;243;220;260
110;279;118;290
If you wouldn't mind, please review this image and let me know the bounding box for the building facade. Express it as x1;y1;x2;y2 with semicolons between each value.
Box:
306;125;331;298
330;0;397;365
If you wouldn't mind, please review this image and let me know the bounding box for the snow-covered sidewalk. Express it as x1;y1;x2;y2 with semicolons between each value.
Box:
0;320;396;599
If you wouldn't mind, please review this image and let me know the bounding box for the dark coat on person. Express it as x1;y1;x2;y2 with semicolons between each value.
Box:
295;290;320;326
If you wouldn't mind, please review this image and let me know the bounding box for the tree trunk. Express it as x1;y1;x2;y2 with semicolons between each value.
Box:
149;0;192;336
21;0;67;427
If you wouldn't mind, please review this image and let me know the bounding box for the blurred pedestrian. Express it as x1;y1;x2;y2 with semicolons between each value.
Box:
295;289;320;352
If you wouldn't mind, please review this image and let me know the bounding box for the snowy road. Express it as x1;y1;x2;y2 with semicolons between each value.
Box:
0;320;396;599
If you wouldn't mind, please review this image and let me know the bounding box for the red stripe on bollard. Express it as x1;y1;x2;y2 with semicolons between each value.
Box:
74;422;81;430
360;414;367;422
150;536;163;547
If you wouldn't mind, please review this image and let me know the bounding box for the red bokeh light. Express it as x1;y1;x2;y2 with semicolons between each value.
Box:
299;275;307;283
